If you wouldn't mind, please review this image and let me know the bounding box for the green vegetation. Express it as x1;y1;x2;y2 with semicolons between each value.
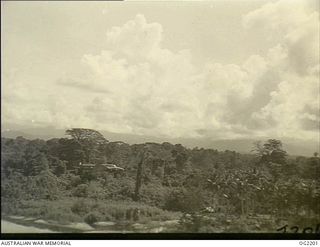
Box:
1;129;319;232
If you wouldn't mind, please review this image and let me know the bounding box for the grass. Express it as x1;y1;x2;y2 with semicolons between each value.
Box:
1;196;180;225
2;199;82;224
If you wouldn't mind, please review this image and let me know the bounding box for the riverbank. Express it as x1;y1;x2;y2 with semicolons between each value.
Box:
1;215;181;233
1;220;57;233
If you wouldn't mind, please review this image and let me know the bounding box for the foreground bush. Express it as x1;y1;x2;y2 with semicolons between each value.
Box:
2;197;180;225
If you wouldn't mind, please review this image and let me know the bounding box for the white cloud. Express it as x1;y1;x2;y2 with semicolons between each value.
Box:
3;1;319;142
243;0;319;140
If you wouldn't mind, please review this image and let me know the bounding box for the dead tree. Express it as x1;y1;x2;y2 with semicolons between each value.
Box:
133;154;144;201
133;149;151;201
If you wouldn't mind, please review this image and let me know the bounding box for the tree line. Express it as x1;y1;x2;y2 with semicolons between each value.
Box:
1;128;319;232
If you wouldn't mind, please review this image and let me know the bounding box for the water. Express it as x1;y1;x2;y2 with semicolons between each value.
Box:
1;217;181;233
1;220;57;233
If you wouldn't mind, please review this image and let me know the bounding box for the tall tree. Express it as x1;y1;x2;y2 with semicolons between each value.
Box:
65;128;108;163
66;128;107;144
252;139;287;164
23;150;49;176
133;149;153;201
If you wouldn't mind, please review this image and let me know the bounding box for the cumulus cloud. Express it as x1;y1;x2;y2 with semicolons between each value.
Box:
61;14;201;137
3;2;319;142
243;0;319;75
242;0;319;140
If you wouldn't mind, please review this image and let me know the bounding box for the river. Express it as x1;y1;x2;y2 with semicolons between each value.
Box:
1;220;57;233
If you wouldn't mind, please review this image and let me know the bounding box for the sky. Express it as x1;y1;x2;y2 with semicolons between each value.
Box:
1;0;319;143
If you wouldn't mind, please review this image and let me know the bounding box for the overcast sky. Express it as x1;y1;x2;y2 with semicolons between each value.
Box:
2;0;319;142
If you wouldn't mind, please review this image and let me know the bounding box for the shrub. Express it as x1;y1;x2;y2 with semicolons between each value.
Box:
87;181;106;200
70;199;90;216
140;182;169;207
45;207;81;224
84;213;99;225
73;184;89;197
66;174;82;189
164;188;205;212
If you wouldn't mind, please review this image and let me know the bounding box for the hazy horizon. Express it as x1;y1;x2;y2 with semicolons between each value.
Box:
1;125;318;157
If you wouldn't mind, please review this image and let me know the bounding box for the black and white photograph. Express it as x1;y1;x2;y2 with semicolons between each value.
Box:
1;0;319;237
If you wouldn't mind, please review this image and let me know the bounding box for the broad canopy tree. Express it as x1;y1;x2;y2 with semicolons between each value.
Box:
65;128;108;163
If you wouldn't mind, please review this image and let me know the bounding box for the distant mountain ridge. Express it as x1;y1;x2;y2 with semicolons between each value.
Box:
1;127;318;157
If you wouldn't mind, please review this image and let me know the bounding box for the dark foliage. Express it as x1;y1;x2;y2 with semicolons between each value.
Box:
1;131;319;232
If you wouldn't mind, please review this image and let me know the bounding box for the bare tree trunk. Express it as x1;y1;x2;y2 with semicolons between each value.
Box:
252;199;255;215
241;199;244;216
133;152;145;201
133;160;143;201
